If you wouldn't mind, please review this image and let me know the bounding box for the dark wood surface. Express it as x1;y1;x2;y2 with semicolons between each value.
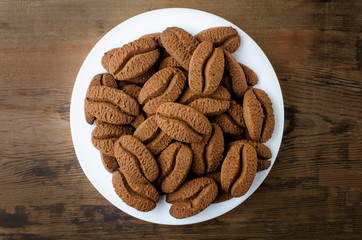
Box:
0;0;361;239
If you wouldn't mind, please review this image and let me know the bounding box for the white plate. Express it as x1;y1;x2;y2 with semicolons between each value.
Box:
70;8;284;225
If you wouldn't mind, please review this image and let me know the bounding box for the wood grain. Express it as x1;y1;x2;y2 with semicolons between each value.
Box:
0;0;361;239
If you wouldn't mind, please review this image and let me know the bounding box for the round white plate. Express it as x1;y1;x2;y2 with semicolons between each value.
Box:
70;8;284;225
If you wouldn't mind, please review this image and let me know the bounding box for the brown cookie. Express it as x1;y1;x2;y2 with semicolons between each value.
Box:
91;122;133;156
222;50;248;99
155;102;212;143
205;172;232;203
122;66;156;84
104;38;160;80
240;63;258;86
121;84;141;99
84;73;118;125
166;177;218;218
120;84;147;128
243;88;274;142
228;140;271;160
133;115;173;155
157;142;193;194
85;86;140;124
160;27;199;71
112;170;159;212
159;56;182;70
101;153;119;173
213;99;245;135
195;26;241;53
253;88;275;143
130;111;146;129
257;159;271;172
189;41;225;95
179;85;231;116
114;135;159;182
139;32;162;46
220;143;257;197
191;123;224;175
138;67;186;115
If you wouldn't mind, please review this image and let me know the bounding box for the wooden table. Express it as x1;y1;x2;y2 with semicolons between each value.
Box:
1;1;361;239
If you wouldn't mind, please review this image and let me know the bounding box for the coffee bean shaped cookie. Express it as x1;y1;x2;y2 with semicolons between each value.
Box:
157;142;193;194
138;67;186;115
112;170;159;212
243;88;274;142
213;99;245;135
205;172;232;203
220;143;257;197
160;27;199;71
139;32;162;46
253;89;275;143
222;50;248;99
86;86;140;124
166;177;218;218
191;123;224;175
228;140;272;172
179;86;231;116
85;73;118;125
101;153;119;173
106;38;160;81
240;63;258;86
159;56;182;70
114;135;159;182
189;41;225;95
155;102;212;143
133;115;172;155
228;140;271;160
195;26;241;53
91;122;133;156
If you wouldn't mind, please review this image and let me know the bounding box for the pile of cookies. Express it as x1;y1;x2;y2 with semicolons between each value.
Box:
84;26;275;219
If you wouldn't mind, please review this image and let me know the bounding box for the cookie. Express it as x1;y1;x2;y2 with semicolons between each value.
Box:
157;142;193;194
155;102;212;143
160;27;199;71
84;73;118;125
166;177;218;218
114;135;159;182
105;38;160;80
139;32;162;46
243;88;274;142
122;66;156;84
228;140;272;160
101;153;119;173
222;50;248;99
112;170;159;212
138;67;186;115
195;26;241;53
240;63;258;86
253;88;275;143
121;84;141;99
213;99;245;135
91;122;133;156
133;115;172;155
130;111;146;129
220;143;257;197
257;160;271;172
191;123;224;175
189;41;224;95
85;86;140;124
159;56;182;70
179;85;231;116
205;172;232;203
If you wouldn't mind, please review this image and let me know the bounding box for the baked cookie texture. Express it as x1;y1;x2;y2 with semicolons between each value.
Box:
195;26;241;53
188;41;224;95
166;177;218;218
84;26;276;218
